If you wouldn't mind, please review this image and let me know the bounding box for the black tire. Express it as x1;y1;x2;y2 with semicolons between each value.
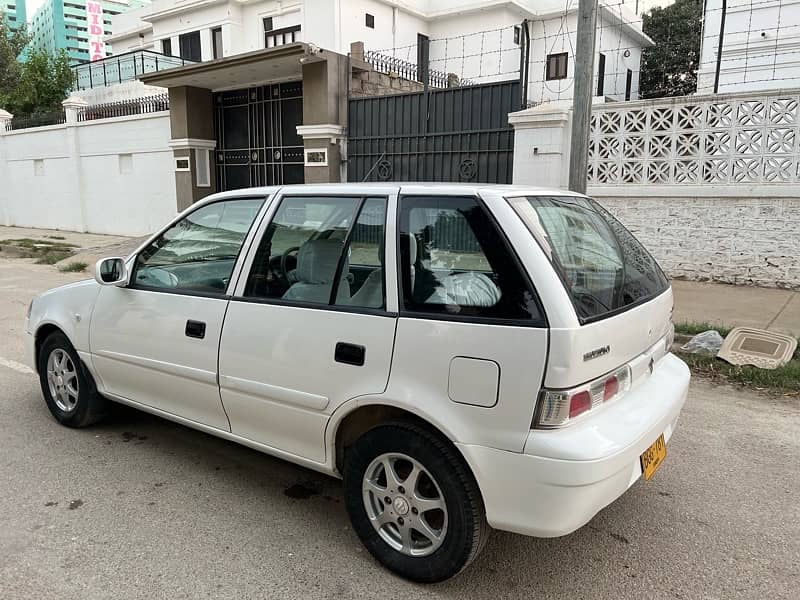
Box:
343;421;489;582
38;331;107;428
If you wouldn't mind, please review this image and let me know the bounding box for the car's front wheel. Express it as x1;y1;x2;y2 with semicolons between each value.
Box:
343;421;489;582
38;331;107;428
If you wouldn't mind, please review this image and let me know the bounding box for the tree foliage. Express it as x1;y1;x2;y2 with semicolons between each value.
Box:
1;18;74;115
0;16;31;107
639;0;703;99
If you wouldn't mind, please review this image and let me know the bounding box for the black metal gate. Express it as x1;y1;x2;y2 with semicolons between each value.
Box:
214;82;304;191
347;80;521;184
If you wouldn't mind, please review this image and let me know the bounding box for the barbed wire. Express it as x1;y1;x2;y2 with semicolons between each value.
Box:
361;0;799;103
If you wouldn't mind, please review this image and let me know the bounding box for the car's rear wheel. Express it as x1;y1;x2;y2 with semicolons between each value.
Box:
343;421;489;582
38;332;107;428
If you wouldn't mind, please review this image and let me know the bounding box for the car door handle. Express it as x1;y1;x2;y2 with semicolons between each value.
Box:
335;342;365;366
185;320;206;339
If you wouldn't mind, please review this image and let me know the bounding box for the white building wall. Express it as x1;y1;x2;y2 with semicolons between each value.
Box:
698;0;800;94
426;8;521;82
0;114;176;236
528;12;643;105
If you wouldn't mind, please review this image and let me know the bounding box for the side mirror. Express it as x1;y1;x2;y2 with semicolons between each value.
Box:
94;257;128;286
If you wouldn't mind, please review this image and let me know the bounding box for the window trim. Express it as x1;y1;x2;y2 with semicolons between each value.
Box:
211;26;223;60
232;193;394;317
127;195;270;299
395;194;547;328
597;53;606;97
545;52;568;81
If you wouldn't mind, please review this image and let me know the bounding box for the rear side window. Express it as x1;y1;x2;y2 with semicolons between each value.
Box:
398;195;543;323
507;195;668;322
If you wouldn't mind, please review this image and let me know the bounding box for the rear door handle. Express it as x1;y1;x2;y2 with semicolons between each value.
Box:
335;342;365;366
185;320;206;339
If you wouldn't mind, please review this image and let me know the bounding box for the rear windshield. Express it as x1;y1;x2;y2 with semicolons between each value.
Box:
507;195;668;323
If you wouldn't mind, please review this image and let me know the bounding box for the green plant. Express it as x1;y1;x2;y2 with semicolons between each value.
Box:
36;250;73;265
678;352;800;395
674;321;733;338
640;0;703;98
8;48;74;115
0;17;30;109
58;261;89;273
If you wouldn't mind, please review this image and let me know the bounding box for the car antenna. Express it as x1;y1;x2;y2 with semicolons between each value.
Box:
361;152;387;182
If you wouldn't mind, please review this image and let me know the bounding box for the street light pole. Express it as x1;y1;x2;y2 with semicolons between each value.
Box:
568;0;599;194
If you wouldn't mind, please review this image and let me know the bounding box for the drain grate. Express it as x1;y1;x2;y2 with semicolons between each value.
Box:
717;327;797;370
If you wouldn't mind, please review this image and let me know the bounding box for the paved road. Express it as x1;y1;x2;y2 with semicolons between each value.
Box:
1;258;798;600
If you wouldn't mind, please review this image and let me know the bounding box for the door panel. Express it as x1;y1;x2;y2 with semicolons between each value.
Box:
218;304;396;462
89;196;267;430
389;318;547;452
218;192;397;463
91;287;230;429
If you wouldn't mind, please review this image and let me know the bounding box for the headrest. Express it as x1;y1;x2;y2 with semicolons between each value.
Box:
401;233;417;266
294;239;347;284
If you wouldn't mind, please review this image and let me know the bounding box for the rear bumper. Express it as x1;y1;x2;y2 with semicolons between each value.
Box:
457;353;690;537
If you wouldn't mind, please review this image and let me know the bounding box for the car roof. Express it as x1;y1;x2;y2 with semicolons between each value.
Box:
202;183;584;207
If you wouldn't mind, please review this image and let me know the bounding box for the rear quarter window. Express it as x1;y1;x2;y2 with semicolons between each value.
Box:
398;195;544;324
507;195;668;323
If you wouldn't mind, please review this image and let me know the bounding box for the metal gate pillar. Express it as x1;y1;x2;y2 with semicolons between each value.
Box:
299;53;349;183
167;86;217;210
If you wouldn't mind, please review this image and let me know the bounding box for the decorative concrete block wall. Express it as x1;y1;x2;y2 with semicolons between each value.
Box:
509;90;800;290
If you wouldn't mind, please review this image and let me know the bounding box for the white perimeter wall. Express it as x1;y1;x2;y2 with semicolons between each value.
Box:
0;113;177;236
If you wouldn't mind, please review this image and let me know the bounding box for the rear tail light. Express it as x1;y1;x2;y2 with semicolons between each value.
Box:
535;365;631;428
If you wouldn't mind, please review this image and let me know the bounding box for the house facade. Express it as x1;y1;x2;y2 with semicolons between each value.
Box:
106;0;651;103
697;0;800;94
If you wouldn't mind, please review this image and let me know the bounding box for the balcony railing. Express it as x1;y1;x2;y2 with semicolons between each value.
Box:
6;110;67;131
363;50;472;89
265;24;301;49
71;49;197;91
77;93;170;122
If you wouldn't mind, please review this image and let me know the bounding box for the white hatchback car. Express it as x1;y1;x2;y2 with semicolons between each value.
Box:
25;183;689;582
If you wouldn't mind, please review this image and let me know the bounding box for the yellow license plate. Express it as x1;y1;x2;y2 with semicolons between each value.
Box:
640;434;667;481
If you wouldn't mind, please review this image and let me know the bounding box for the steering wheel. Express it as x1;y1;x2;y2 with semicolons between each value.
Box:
280;246;300;280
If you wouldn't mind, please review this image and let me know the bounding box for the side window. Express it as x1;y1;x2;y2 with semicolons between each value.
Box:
398;195;542;322
133;198;264;294
243;196;387;309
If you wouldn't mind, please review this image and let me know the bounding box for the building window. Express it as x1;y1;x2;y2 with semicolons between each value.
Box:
179;31;201;62
263;17;273;32
365;13;374;28
195;149;211;187
161;38;172;56
625;69;633;101
212;27;222;59
545;52;568;80
597;53;605;96
514;25;521;45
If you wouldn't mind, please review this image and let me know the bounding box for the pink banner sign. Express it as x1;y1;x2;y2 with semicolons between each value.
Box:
86;1;106;61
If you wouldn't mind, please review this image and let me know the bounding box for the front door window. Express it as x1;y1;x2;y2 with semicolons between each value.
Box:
132;198;264;294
